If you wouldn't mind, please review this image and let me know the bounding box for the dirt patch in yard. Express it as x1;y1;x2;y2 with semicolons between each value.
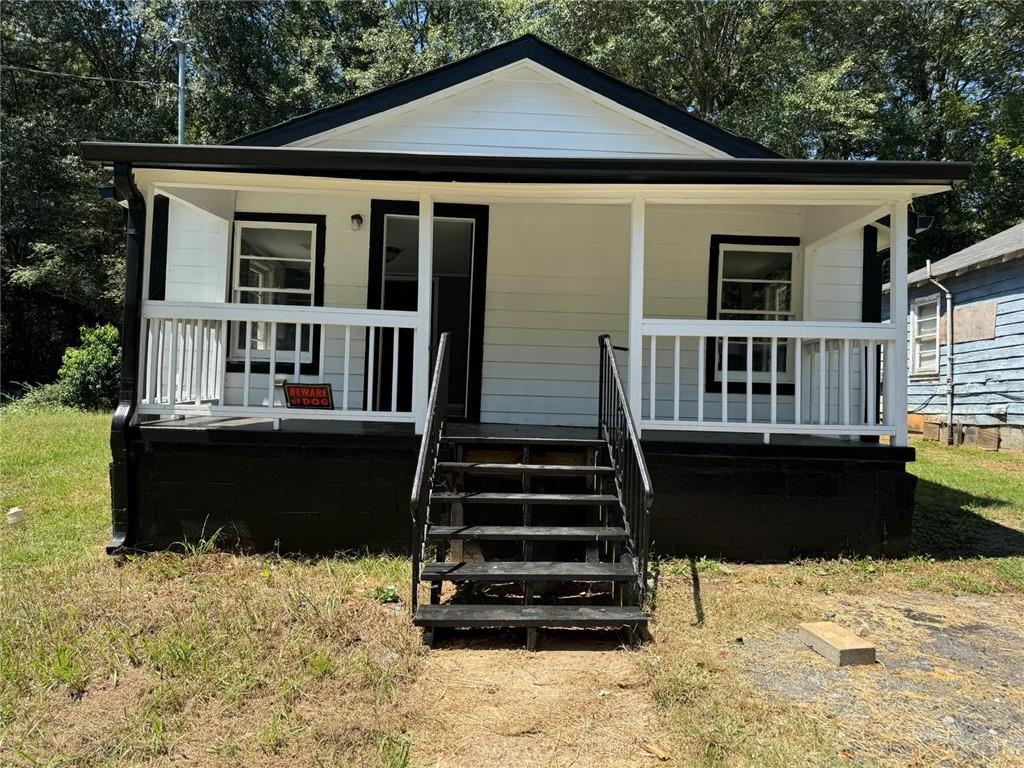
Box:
405;632;665;768
733;582;1024;766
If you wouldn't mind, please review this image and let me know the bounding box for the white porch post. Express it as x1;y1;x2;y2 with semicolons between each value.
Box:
628;198;646;429
888;201;909;446
413;194;434;433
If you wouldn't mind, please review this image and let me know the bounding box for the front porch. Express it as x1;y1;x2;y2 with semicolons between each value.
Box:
126;171;915;448
76;130;968;565
137;414;907;454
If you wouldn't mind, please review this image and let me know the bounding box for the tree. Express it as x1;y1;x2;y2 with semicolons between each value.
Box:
1;0;1021;387
1;0;176;385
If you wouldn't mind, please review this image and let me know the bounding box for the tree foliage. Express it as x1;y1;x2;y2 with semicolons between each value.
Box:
54;323;121;410
2;0;1021;387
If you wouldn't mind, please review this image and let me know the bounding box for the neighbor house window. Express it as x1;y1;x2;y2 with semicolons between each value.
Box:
714;243;801;382
231;219;318;362
911;297;939;376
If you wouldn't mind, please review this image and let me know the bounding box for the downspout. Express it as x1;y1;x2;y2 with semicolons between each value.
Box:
925;259;955;445
108;162;146;553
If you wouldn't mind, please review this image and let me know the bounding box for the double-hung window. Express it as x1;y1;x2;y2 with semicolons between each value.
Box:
911;297;939;376
232;219;318;362
714;243;801;383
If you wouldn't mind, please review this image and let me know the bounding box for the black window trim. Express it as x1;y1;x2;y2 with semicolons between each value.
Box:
148;194;169;300
225;212;327;377
705;234;802;396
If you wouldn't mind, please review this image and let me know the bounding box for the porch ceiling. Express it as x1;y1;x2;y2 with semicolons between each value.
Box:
83;142;971;189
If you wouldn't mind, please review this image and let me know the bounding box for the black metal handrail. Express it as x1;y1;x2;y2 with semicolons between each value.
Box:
597;334;654;604
410;332;451;613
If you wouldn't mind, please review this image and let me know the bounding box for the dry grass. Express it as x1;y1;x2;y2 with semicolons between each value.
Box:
642;437;1024;767
643;566;1024;767
1;410;422;767
3;410;1023;767
0;548;424;766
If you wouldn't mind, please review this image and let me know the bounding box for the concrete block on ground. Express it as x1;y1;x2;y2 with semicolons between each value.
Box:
798;621;876;666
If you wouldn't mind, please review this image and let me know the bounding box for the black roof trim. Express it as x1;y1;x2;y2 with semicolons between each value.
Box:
81;143;973;186
229;34;778;159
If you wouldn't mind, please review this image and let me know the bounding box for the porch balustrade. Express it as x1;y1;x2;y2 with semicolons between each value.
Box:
137;301;418;423
138;303;900;442
639;318;898;442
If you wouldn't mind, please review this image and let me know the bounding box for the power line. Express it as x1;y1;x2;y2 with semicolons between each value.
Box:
0;64;178;89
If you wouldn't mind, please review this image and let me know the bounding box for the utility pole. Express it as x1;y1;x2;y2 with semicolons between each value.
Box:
171;38;185;143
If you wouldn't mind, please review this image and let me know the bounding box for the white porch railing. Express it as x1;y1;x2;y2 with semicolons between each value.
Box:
137;301;419;423
639;319;897;441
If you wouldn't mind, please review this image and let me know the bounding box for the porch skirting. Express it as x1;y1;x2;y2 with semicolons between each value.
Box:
127;422;914;561
643;445;915;560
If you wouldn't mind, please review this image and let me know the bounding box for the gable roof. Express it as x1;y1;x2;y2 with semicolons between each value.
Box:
906;222;1024;287
230;34;779;158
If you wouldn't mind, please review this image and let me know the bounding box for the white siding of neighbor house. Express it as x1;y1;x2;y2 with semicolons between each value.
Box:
152;185;870;426
290;62;728;159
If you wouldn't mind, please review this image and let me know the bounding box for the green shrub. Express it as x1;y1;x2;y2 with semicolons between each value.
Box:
54;324;121;411
5;382;68;412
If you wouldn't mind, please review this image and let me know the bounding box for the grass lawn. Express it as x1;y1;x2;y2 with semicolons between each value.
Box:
1;410;419;767
1;409;1022;767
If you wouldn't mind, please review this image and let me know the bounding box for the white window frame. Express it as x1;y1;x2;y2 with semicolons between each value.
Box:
230;219;319;363
713;243;803;384
910;295;940;377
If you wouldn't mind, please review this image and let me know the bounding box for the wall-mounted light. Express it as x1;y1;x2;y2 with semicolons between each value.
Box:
351;213;364;231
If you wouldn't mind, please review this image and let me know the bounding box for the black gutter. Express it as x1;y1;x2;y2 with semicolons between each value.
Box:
81;143;973;186
108;162;145;554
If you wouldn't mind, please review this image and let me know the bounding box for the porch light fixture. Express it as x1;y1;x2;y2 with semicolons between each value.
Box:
351;213;363;231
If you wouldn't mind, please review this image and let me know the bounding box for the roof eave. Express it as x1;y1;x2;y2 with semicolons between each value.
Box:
80;143;973;187
900;248;1024;289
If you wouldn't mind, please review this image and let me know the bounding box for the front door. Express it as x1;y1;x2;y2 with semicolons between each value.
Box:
367;201;488;421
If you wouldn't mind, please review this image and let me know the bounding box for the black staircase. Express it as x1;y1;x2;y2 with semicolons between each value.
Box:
410;333;654;649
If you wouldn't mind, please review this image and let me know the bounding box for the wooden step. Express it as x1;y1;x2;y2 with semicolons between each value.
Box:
437;461;614;477
431;492;619;506
426;525;628;542
414;604;647;629
442;435;605;447
420;561;636;582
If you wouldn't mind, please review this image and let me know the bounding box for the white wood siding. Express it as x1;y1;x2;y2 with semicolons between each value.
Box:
292;63;727;159
222;190;374;409
152;184;870;427
641;208;864;425
806;230;863;322
163;200;230;302
481;203;628;425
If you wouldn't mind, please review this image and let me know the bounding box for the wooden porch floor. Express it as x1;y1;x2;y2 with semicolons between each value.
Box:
138;416;912;459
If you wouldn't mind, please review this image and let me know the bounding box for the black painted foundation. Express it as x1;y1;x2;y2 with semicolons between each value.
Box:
127;422;915;561
644;447;915;561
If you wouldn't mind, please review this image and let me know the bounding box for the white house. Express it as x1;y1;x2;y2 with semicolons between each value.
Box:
85;36;969;645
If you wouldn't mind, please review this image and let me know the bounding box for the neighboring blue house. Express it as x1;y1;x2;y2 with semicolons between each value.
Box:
885;223;1024;450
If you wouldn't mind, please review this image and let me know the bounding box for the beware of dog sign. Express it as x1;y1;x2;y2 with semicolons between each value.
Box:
283;383;334;409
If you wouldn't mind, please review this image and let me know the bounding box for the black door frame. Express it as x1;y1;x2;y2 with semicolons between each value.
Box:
365;199;489;422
